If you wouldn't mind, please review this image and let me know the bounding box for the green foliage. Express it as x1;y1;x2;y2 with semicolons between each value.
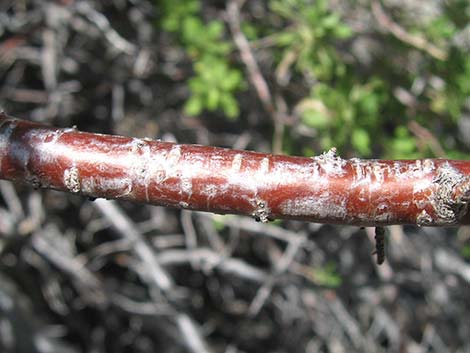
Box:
462;244;470;260
181;18;231;58
307;263;342;288
269;0;389;156
430;48;470;122
387;126;419;159
298;79;386;156
160;0;200;33
185;56;243;119
158;0;244;119
157;0;469;158
270;0;351;80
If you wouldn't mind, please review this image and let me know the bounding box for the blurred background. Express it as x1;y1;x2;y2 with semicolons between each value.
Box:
0;0;469;352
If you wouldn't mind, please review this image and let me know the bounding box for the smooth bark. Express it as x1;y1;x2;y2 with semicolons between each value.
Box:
1;112;469;226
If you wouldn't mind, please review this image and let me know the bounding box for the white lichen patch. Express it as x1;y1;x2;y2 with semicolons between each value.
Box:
131;137;147;153
62;125;77;133
280;193;347;220
349;160;375;188
136;144;186;193
373;212;395;223
422;159;435;173
180;175;193;197
259;157;270;175
155;170;166;183
372;164;386;184
167;145;182;167
350;158;365;181
201;184;219;201
179;201;189;208
392;158;436;180
312;147;346;175
231;153;243;173
25;128;66;165
64;166;81;193
412;179;432;194
81;177;133;198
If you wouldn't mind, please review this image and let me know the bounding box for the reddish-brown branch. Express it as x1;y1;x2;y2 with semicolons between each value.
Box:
1;112;469;226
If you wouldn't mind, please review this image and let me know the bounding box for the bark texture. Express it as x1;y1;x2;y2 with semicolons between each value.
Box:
1;112;469;226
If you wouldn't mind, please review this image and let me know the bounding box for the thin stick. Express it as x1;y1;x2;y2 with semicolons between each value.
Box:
94;198;213;353
1;112;469;226
372;1;447;61
226;0;286;154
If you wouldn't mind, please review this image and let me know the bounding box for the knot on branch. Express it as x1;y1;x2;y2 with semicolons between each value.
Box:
432;164;470;225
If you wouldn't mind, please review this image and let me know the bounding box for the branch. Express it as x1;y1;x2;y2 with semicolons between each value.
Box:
1;112;469;226
226;0;287;154
371;1;448;61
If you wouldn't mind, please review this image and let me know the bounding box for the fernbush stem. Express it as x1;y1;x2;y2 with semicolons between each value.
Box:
1;112;469;226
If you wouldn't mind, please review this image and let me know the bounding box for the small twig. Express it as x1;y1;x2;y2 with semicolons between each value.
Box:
408;120;447;158
326;298;365;350
0;180;25;218
94;199;214;353
181;210;199;269
372;1;447;61
32;224;107;307
157;248;267;283
248;235;305;316
74;2;136;55
94;199;174;292
226;0;286;154
226;0;273;113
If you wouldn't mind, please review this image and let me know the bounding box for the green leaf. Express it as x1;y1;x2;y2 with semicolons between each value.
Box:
275;31;299;46
188;77;205;93
221;70;242;91
206;89;220;111
462;245;470;259
334;24;353;39
309;263;342;288
182;17;204;44
242;23;258;40
301;109;330;129
322;14;340;29
184;96;203;116
388;126;418;159
206;20;224;38
220;93;240;119
351;128;371;156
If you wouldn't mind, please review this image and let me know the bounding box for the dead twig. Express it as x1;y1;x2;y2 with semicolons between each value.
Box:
226;0;286;154
94;199;214;353
372;1;447;61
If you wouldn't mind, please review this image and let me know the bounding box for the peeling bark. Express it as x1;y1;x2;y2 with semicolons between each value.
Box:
1;112;469;226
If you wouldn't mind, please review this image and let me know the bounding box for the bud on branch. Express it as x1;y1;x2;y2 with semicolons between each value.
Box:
1;112;469;226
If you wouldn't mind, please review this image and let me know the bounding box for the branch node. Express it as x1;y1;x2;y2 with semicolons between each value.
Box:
312;147;346;175
64;166;81;193
416;210;433;226
26;173;42;190
432;164;470;224
252;198;270;223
